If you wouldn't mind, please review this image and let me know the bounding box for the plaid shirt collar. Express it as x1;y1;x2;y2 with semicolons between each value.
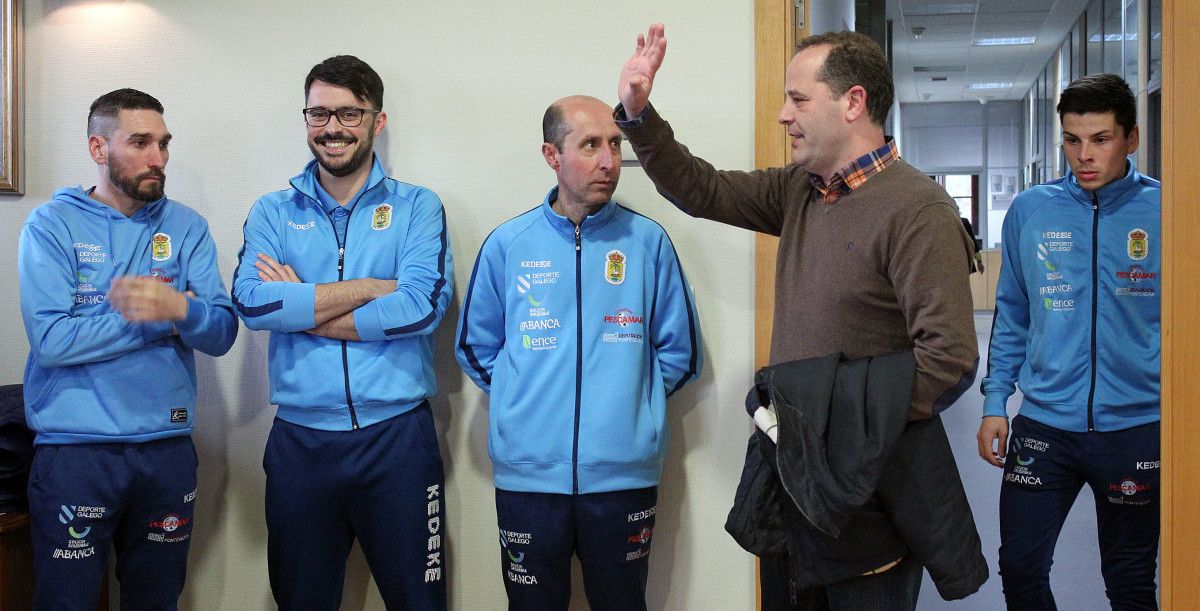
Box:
808;138;900;205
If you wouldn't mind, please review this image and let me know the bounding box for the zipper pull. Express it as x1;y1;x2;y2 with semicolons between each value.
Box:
575;225;581;252
338;247;345;272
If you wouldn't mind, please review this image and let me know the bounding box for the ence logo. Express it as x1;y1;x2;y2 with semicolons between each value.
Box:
521;335;557;351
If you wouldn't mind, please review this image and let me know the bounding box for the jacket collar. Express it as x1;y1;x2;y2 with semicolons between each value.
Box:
539;186;618;238
1064;160;1140;209
289;155;387;213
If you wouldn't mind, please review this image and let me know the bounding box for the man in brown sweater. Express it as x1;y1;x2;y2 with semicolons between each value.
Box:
616;24;979;610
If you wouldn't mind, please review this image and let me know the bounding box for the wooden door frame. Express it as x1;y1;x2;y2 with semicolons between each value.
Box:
753;0;1197;607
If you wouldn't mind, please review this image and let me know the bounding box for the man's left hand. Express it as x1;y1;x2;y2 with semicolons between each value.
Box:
256;253;302;283
109;277;189;322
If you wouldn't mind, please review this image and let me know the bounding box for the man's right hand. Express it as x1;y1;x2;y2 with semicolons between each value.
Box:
977;416;1010;468
619;23;668;120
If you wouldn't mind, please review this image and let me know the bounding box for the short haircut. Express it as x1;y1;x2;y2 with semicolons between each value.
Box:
542;102;571;151
542;96;608;151
305;55;384;110
1056;73;1137;136
796;31;894;127
87;88;164;137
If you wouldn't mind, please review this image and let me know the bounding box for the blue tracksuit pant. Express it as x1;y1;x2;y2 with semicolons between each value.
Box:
264;402;447;610
495;486;658;611
27;437;197;611
998;414;1160;611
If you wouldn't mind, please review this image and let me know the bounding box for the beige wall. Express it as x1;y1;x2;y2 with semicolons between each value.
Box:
0;2;759;608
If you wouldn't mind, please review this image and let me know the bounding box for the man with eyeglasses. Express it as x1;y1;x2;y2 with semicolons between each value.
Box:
232;55;453;610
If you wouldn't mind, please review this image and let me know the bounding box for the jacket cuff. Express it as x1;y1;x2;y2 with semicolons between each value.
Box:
982;395;1010;419
175;295;205;334
614;102;653;128
140;320;174;343
279;282;317;331
353;301;385;342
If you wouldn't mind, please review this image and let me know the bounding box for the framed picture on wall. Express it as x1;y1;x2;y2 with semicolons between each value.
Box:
0;0;20;194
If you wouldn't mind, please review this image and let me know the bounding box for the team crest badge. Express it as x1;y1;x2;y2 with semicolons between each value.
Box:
1127;228;1148;261
151;233;172;262
605;250;627;285
372;204;393;230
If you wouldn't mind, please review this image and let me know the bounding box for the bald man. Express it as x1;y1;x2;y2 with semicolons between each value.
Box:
456;96;702;610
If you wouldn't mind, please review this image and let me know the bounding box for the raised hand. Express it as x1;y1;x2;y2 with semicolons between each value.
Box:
619;23;667;119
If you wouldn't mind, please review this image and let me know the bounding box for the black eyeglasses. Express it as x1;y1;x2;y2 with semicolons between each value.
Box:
302;106;380;127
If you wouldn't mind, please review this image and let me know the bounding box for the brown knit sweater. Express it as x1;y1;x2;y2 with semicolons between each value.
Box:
620;105;978;419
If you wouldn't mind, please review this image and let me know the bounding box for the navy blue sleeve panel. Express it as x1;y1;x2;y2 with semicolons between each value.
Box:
650;231;702;397
353;190;454;342
175;217;237;357
982;195;1034;418
230;198;317;333
455;232;507;393
18;221;171;369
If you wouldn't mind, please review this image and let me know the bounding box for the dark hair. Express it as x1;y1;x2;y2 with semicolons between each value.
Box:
305;55;384;110
796;31;894;127
87;88;164;137
1056;73;1136;136
542;102;571;151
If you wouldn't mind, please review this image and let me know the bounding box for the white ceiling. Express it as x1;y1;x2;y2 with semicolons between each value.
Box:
887;0;1091;103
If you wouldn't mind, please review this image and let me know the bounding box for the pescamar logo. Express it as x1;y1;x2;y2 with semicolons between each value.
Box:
149;514;191;532
1127;228;1148;261
1115;265;1157;297
151;233;172;262
605;250;627;285
372;204;393;230
604;308;643;327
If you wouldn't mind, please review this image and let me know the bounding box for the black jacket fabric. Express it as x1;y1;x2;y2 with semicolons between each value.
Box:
0;384;32;513
726;353;988;601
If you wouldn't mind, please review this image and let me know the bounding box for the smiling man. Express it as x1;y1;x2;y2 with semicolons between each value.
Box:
615;25;981;609
18;88;237;609
456;95;701;610
231;55;453;610
979;73;1161;610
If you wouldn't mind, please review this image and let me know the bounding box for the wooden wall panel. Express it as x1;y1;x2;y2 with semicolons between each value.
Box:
753;0;797;369
1160;0;1199;606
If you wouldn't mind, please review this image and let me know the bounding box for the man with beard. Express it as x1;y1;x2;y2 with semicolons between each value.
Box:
18;88;237;609
231;55;453;609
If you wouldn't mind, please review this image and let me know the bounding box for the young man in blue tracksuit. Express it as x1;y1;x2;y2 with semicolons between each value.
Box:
18;89;237;610
977;74;1161;610
457;95;702;610
231;56;453;609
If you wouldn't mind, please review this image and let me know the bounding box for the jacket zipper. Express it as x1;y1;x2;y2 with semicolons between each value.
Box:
325;209;360;430
572;224;583;494
1086;191;1099;432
